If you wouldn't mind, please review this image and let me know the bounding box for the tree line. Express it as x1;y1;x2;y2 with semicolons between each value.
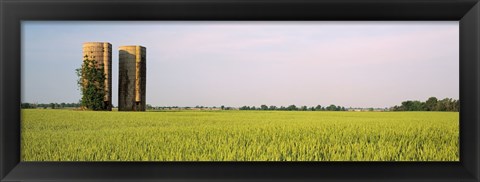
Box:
21;102;82;109
22;97;459;112
390;97;459;112
239;104;348;111
146;105;237;110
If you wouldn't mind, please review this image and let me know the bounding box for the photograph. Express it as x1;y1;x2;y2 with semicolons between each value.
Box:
20;21;459;161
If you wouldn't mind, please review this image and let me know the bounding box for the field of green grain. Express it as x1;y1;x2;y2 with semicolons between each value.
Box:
21;109;459;161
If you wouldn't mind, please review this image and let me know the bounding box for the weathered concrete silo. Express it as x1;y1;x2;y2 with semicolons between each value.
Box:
119;45;146;111
82;42;112;111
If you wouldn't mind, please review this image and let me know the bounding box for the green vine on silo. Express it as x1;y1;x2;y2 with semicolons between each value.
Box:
76;55;106;111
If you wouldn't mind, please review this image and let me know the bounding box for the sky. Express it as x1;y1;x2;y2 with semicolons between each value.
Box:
21;21;459;108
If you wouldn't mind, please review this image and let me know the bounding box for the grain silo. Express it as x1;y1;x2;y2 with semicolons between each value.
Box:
119;45;146;111
82;42;112;111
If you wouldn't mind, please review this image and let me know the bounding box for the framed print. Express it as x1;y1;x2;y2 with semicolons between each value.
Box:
1;0;479;181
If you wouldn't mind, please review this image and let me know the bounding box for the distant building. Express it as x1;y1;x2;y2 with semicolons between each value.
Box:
118;45;146;111
82;42;112;110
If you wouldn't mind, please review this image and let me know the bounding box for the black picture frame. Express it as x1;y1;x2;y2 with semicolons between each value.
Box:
1;0;479;181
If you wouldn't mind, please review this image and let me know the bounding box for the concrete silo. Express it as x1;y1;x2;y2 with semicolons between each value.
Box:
119;45;146;111
82;42;112;111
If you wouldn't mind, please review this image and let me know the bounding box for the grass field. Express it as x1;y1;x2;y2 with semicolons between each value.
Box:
21;109;459;161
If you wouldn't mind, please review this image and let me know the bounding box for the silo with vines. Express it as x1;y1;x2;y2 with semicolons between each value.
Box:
82;42;112;111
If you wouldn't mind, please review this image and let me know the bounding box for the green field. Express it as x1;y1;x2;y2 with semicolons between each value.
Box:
21;109;459;161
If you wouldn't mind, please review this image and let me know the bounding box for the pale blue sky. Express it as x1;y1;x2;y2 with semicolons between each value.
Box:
21;21;459;108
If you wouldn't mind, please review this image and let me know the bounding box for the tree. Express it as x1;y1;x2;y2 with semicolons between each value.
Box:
50;103;55;109
326;104;337;111
21;103;34;109
400;100;424;111
424;97;438;111
146;104;153;110
315;105;322;111
269;105;277;110
445;98;456;111
390;97;459;112
287;105;297;111
300;106;308;111
260;105;268;110
76;55;107;111
454;100;460;112
434;99;449;111
435;98;458;112
336;106;342;111
221;105;225;110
